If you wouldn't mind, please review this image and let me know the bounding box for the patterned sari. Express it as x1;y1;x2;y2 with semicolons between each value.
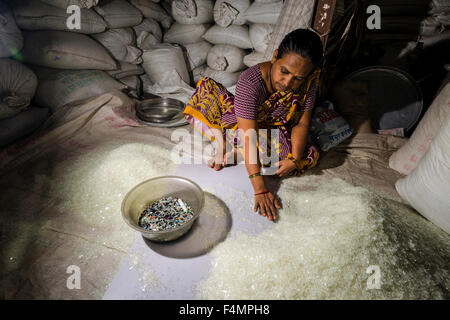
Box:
183;69;321;175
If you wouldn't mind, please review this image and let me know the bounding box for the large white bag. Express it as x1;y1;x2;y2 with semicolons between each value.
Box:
39;0;99;9
94;0;143;28
11;0;107;34
32;67;126;112
129;0;170;23
0;59;38;120
249;23;274;53
141;43;190;86
133;18;162;50
203;66;241;88
21;31;117;70
243;0;283;25
172;0;214;25
0;2;23;58
389;82;450;175
207;44;246;72
213;0;250;27
107;61;145;79
92;28;143;65
243;51;266;67
0;106;49;148
164;22;210;44
184;40;212;70
202;24;252;49
395;114;450;235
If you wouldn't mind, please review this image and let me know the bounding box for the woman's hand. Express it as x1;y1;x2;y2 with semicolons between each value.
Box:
275;159;297;177
254;192;281;221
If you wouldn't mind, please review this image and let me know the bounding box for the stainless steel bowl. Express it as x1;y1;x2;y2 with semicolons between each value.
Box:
136;97;185;124
121;176;204;242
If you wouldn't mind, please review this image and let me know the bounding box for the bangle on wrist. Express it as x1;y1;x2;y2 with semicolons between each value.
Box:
249;172;261;179
287;153;301;170
254;190;269;196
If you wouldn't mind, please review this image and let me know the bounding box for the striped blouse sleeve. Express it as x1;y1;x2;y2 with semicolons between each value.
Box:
234;68;265;120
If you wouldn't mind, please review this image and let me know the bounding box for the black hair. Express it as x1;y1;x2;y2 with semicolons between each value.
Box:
276;29;324;68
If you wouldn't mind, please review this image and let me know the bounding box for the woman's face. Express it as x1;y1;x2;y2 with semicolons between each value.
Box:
270;50;314;92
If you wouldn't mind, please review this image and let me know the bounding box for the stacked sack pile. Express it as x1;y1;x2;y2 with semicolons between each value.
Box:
0;1;48;148
147;0;283;89
0;0;283;147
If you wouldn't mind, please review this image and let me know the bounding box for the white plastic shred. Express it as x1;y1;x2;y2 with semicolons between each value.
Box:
197;176;450;300
48;143;177;250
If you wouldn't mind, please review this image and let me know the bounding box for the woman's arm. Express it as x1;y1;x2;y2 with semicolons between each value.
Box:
236;117;266;192
275;109;313;177
236;116;280;221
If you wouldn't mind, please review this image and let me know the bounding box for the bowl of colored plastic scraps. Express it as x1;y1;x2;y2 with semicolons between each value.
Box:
121;176;204;241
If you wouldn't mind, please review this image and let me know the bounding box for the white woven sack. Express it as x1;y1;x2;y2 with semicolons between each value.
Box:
203;66;241;88
0;2;23;58
92;28;143;65
389;82;450;175
249;23;274;53
213;0;250;27
119;75;141;91
243;52;266;67
202;24;252;49
107;62;145;79
12;0;107;34
0;59;38;120
207;44;246;72
142;43;190;86
39;0;99;9
193;64;207;83
22;31;117;70
172;0;214;25
94;0;143;28
133;18;162;50
184;40;212;70
254;0;281;3
395;114;450;235
243;1;283;25
129;0;170;23
33;67;126;112
164;22;209;44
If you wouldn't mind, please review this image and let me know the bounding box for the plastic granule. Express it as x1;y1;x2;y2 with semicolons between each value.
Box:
138;196;194;231
197;176;450;300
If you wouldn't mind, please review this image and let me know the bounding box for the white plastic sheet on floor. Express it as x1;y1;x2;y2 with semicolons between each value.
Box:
1;91;448;299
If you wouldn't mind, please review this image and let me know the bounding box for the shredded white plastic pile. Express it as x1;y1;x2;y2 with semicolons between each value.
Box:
197;176;450;299
46;143;177;250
